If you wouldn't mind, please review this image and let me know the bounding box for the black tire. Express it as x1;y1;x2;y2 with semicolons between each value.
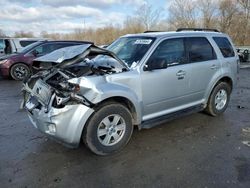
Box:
243;49;249;54
83;102;133;155
205;82;231;116
10;63;31;81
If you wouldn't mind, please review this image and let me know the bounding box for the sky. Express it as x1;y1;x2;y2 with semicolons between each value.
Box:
0;0;166;36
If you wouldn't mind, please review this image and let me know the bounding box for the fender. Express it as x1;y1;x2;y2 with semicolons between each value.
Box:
68;76;143;125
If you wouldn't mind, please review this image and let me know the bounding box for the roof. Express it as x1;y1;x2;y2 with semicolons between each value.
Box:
39;40;94;44
123;31;226;39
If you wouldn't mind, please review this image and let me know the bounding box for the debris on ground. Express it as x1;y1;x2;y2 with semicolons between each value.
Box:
242;141;250;147
28;136;44;141
238;105;245;109
242;127;250;133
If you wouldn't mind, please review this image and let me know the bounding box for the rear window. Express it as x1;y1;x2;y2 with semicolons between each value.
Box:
213;37;235;58
20;40;38;47
187;37;216;63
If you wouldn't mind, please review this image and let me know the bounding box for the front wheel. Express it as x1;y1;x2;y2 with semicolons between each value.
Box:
83;103;133;155
205;82;231;116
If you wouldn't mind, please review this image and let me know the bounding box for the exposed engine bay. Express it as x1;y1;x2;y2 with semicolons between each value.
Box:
22;44;129;110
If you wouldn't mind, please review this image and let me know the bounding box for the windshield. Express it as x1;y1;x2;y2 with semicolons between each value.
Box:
20;41;43;54
107;36;155;67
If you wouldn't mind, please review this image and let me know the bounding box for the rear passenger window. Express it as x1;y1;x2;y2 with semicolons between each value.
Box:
213;37;235;58
187;37;216;63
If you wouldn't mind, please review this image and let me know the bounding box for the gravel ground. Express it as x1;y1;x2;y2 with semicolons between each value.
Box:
1;68;250;188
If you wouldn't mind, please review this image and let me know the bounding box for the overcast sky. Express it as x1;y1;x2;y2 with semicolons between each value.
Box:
0;0;166;36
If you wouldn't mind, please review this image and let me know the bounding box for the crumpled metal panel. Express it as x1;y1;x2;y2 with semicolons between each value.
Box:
34;44;92;63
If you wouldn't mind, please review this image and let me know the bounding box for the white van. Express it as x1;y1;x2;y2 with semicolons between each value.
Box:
0;38;46;56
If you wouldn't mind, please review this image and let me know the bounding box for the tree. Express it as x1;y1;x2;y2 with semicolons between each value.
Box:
123;16;144;34
237;0;250;44
14;31;34;38
134;3;163;30
218;0;238;33
0;29;6;37
168;0;197;29
198;0;217;28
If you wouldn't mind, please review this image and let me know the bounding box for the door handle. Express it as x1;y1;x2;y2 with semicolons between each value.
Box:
210;64;218;69
176;70;186;77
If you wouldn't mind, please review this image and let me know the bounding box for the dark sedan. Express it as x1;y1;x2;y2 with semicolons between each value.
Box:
0;40;92;80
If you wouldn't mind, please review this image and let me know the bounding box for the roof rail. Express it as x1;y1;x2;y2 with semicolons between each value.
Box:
143;31;163;33
176;28;219;32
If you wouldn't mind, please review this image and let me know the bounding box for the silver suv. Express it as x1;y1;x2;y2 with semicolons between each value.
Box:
22;28;239;155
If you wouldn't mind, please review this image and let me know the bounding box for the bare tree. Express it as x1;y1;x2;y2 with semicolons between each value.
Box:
14;31;34;38
168;0;197;29
134;3;163;30
123;16;144;33
218;0;238;32
237;0;250;44
0;29;6;37
238;0;250;19
198;0;217;28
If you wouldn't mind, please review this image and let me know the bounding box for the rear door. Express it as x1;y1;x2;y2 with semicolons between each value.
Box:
185;37;220;101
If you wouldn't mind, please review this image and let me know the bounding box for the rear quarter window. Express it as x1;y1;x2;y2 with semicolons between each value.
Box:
213;37;235;58
187;37;216;63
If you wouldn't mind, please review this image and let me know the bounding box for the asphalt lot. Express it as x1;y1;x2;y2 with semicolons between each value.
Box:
1;68;250;188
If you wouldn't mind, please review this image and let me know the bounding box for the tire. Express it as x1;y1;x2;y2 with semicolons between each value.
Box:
243;49;249;54
83;102;133;155
205;82;231;116
10;63;31;81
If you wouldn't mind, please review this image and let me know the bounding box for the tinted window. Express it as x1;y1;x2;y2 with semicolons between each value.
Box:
213;37;235;58
33;43;56;56
20;41;43;53
187;37;216;63
53;43;80;49
149;38;185;66
20;40;37;47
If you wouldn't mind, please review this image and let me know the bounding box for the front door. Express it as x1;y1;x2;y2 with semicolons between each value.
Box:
141;38;192;121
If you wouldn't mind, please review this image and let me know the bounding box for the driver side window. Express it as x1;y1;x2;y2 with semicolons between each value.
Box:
147;38;186;69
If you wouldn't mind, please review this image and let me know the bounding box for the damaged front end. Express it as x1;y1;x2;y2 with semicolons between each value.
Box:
21;44;129;147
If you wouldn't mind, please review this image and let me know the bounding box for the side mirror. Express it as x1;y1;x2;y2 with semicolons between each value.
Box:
144;59;168;71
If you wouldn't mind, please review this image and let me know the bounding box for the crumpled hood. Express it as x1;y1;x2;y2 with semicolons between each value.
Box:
34;44;92;64
34;44;129;70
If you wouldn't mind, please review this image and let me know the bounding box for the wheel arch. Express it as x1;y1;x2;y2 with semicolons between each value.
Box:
205;76;233;106
94;96;140;126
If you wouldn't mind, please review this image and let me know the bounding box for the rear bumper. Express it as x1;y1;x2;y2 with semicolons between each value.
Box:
27;104;94;147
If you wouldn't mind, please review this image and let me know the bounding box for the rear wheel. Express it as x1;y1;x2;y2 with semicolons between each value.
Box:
83;103;133;155
10;63;30;81
205;82;231;116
